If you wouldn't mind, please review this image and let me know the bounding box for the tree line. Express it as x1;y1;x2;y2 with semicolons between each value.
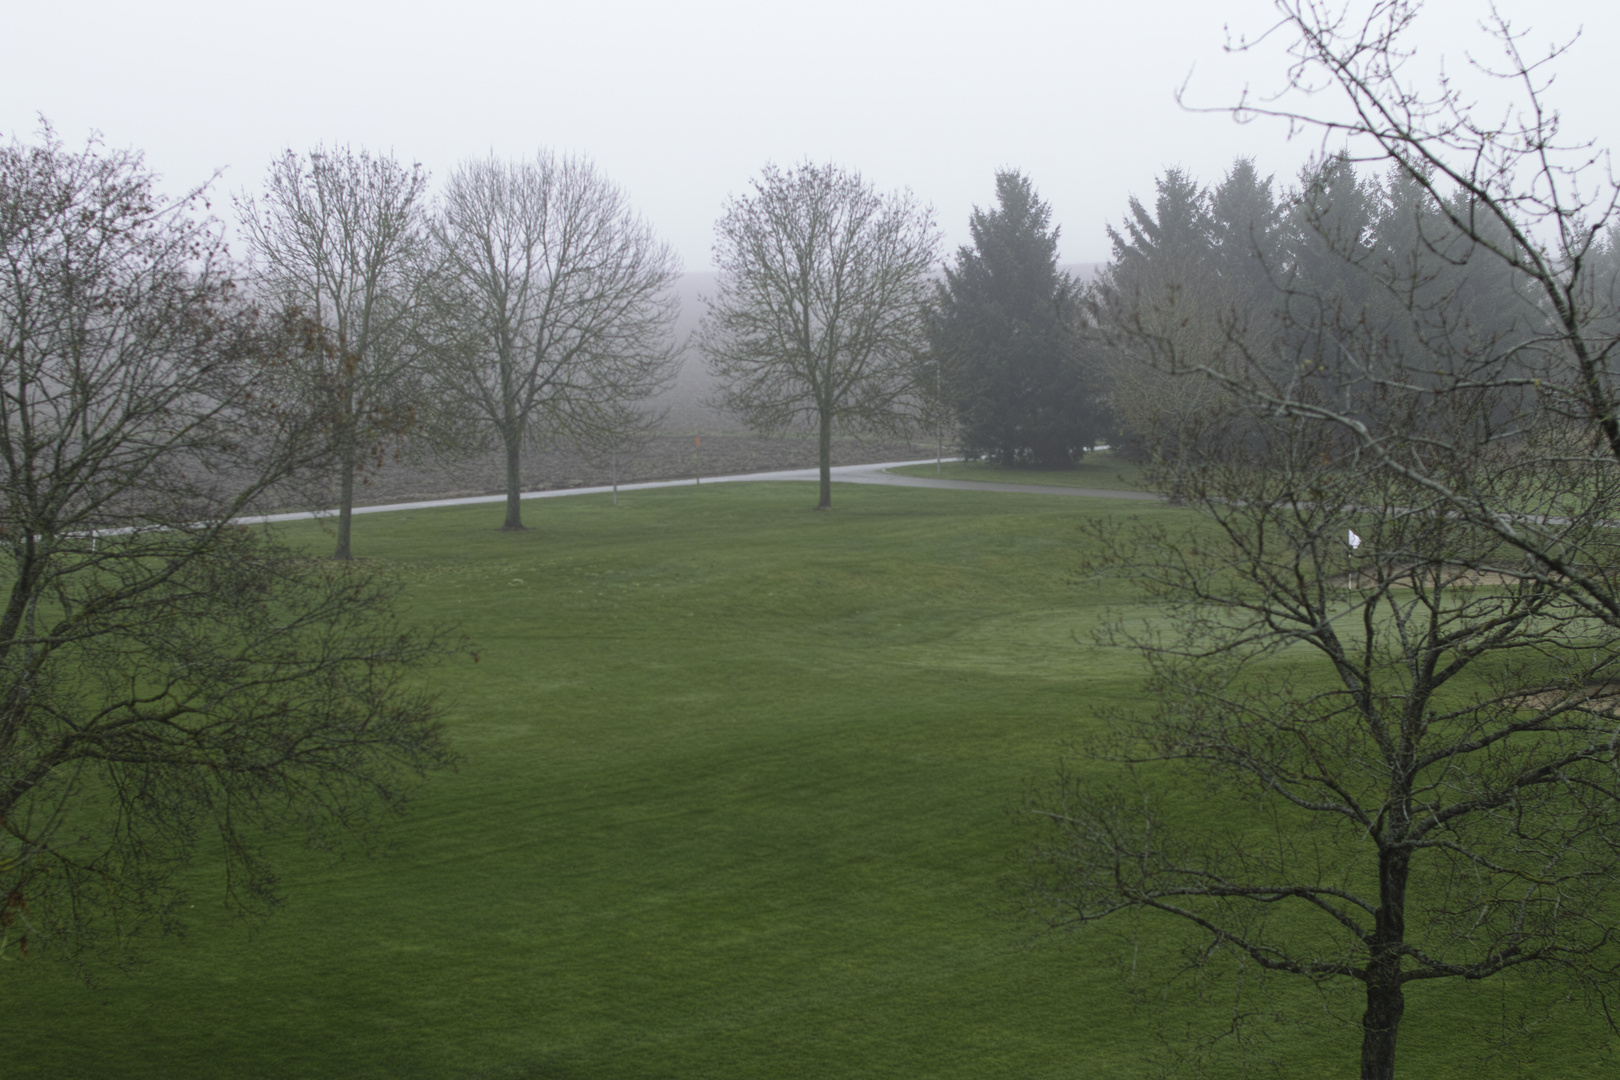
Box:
234;150;1043;531
231;149;1117;527
1091;151;1595;464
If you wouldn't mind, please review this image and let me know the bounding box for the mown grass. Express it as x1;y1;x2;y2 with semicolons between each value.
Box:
888;451;1151;491
6;482;1612;1078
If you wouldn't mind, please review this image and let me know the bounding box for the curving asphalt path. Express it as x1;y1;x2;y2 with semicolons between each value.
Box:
243;459;1162;526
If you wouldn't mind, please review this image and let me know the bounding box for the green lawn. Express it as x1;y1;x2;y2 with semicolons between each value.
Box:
6;481;1610;1078
888;450;1151;491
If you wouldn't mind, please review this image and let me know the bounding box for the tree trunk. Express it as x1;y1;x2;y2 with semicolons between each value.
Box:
502;433;525;530
1359;977;1404;1080
1360;848;1410;1080
333;438;356;560
817;409;833;510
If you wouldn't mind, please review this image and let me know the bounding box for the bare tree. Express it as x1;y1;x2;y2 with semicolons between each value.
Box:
1032;403;1620;1078
427;153;681;531
235;146;431;559
1029;3;1620;1077
698;162;939;509
0;126;455;972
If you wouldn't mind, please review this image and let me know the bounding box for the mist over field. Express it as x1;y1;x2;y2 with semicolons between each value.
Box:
650;264;1104;434
650;272;734;432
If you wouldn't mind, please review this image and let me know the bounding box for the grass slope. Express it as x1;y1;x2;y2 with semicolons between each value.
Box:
6;482;1609;1078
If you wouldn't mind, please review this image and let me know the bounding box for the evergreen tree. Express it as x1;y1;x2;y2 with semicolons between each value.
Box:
1094;167;1226;463
931;171;1099;467
1284;153;1382;310
1374;166;1527;366
1105;167;1212;298
1208;158;1282;306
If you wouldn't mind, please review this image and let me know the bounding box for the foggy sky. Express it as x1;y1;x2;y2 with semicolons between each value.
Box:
5;0;1616;271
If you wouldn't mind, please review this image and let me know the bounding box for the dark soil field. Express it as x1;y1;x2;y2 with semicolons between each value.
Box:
320;432;943;510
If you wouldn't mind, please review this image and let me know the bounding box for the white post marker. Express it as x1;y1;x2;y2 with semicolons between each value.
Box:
1348;529;1362;589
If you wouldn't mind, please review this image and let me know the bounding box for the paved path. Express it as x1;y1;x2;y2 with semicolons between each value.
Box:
244;459;1162;525
828;462;1163;501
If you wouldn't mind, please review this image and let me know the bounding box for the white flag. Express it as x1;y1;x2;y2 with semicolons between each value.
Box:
1348;529;1362;550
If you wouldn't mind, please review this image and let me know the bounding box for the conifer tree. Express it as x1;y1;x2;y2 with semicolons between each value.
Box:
1208;158;1282;306
931;171;1100;467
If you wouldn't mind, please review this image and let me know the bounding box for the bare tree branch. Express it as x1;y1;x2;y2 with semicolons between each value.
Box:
698;162;938;509
235;146;433;559
0;124;456;976
1038;8;1620;1075
426;153;682;531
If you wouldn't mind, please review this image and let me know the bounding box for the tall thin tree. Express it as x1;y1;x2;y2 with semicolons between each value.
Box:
236;146;430;559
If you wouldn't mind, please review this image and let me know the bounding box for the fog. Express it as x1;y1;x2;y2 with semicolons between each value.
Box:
7;0;1614;275
648;263;1102;432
